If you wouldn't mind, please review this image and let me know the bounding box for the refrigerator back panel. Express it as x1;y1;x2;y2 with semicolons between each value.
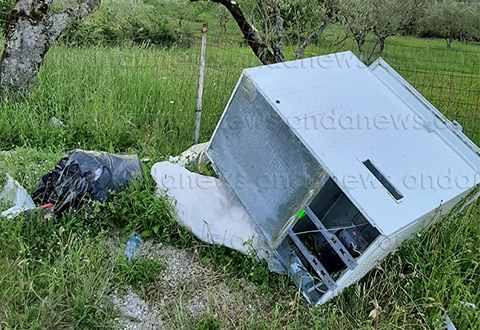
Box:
207;75;324;245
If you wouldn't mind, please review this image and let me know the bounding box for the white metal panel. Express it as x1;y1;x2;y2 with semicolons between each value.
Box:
369;58;480;173
317;186;472;305
243;51;480;236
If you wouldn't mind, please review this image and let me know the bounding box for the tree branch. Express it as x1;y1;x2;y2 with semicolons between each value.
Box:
272;1;284;62
50;0;100;41
366;38;379;64
190;0;277;64
294;19;329;60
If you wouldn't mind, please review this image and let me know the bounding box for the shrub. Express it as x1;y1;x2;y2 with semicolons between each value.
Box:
59;19;103;46
57;3;190;48
125;15;177;47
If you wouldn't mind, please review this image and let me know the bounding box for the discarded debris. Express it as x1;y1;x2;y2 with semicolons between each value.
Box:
32;150;143;216
444;315;457;330
205;52;480;305
459;301;476;309
0;173;35;219
50;117;66;129
168;142;209;168
24;203;55;221
125;232;142;263
151;161;284;274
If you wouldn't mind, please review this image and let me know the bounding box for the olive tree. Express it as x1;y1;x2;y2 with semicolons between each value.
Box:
0;0;100;93
189;0;336;64
458;2;480;43
419;0;476;49
369;0;419;59
336;0;374;63
281;0;336;59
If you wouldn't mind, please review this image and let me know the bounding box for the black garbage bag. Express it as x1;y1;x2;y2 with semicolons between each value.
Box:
32;150;143;216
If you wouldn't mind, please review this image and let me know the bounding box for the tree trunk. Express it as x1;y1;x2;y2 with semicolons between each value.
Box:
446;34;452;49
356;37;365;63
366;39;379;65
190;0;277;64
272;2;284;63
378;37;386;56
294;19;329;60
0;0;100;93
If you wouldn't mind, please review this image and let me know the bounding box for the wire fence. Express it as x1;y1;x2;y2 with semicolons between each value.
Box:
381;43;480;144
198;32;480;145
2;21;480;154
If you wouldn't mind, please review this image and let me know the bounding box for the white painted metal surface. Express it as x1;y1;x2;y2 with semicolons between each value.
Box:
207;51;480;305
242;51;480;237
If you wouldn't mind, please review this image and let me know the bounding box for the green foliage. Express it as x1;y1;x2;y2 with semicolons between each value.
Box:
58;0;192;47
194;313;220;330
0;0;14;21
281;0;334;45
114;258;164;291
127;15;177;47
0;214;118;328
370;0;419;39
197;243;279;293
337;0;374;41
98;176;187;244
417;0;479;46
1;6;480;326
59;19;104;46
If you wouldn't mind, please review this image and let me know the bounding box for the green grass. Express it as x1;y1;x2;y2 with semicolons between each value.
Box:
1;27;480;328
0;218;119;328
114;258;165;292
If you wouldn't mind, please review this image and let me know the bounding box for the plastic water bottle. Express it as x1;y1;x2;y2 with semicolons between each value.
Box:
125;232;141;262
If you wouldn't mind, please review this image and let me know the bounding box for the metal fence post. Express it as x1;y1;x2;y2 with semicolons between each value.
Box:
194;23;208;144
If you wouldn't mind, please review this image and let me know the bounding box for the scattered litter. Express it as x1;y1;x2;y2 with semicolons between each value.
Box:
151;161;284;274
168;142;209;168
459;301;476;309
50;117;66;129
0;173;35;219
125;232;142;262
105;236;274;329
32;150;143;216
24;203;55;220
444;315;457;330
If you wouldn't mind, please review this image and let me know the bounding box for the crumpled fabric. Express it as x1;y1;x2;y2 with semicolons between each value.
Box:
151;160;285;274
32;150;143;215
168;142;210;168
0;173;35;219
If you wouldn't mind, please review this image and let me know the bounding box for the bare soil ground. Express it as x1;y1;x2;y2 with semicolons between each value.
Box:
108;238;280;329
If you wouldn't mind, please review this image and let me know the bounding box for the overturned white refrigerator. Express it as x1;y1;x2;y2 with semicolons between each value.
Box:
206;51;480;305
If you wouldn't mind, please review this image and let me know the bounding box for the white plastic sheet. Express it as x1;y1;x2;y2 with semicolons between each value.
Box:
151;161;284;273
0;174;35;219
168;142;209;168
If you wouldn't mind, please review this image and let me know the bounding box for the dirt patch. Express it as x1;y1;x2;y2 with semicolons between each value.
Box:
109;237;277;329
111;286;163;330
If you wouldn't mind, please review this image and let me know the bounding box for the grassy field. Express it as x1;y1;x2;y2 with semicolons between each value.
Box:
1;28;480;329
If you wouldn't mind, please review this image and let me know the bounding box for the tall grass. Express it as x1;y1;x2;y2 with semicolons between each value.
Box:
0;33;480;328
0;43;258;159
